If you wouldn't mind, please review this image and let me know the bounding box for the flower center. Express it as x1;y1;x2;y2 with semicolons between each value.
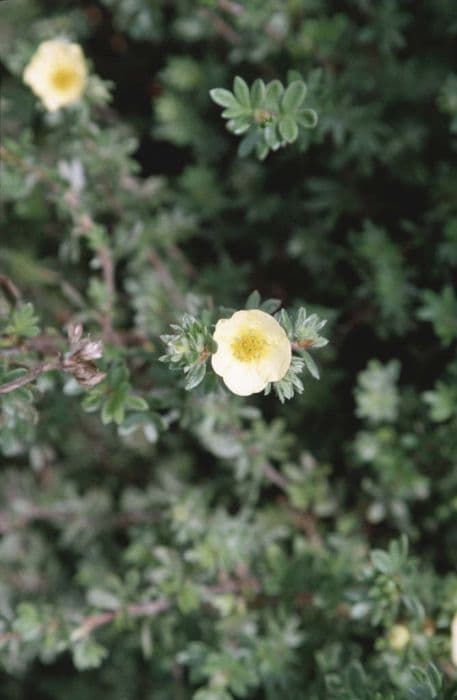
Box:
50;67;78;91
231;329;268;362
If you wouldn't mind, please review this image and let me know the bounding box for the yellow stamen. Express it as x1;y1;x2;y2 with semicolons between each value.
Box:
51;68;78;91
231;329;267;362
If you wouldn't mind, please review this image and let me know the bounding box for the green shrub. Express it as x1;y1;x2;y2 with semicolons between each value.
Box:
1;0;457;698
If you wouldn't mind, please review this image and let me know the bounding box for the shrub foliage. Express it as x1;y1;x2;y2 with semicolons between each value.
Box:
1;0;457;698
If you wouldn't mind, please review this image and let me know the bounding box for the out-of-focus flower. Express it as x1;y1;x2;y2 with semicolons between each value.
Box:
211;309;291;396
23;39;87;112
388;624;410;651
452;612;457;666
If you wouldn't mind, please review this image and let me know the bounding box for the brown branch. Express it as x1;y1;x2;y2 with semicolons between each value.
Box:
0;335;61;358
69;576;299;642
0;632;20;643
200;8;241;44
0;505;160;535
261;462;288;491
71;598;171;641
0;577;316;646
227;425;290;492
217;0;244;16
289;507;323;547
0;145;59;193
168;244;196;279
0;274;21;302
148;251;185;308
98;247;119;343
0;360;61;395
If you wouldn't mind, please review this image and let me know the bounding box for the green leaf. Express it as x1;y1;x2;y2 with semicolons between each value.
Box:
297;108;318;128
185;362;206;390
250;79;266;108
264;124;280;149
245;290;261;309
177;581;201;614
301;350;320;379
87;589;120;610
260;298;281;314
125;395;149;411
13;603;42;641
265;80;284;108
278;115;298;143
418;286;457;346
3;302;40;338
402;595;425;620
209;88;237;108
276;309;293;337
423;382;457;422
101;394;126;425
281;81;307;112
370;549;392;574
73;639;108;670
221;106;249;119
256;142;269;160
233;76;250;108
426;663;443;693
228;117;251;135
237;129;258;158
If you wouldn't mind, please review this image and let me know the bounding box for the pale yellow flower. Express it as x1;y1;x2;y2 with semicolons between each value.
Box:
23;39;87;112
387;624;410;651
452;612;457;666
211;309;291;396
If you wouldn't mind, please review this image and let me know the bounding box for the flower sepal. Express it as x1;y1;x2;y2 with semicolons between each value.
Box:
160;314;216;391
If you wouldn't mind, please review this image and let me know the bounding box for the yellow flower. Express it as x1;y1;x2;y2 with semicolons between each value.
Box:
23;39;87;112
211;309;291;396
452;612;457;666
387;624;410;651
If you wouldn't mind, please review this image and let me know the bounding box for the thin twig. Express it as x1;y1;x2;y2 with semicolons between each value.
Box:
262;462;288;491
71;599;171;641
98;247;118;343
0;360;60;395
227;425;289;491
200;8;241;44
0;505;160;535
148;251;185;308
0;578;316;646
218;0;244;16
0;274;21;302
0;145;59;193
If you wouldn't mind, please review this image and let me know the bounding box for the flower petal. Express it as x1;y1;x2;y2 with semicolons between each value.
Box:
221;361;269;396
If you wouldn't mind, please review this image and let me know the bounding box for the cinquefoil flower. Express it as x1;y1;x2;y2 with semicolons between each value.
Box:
23;39;87;112
211;309;291;396
452;612;457;667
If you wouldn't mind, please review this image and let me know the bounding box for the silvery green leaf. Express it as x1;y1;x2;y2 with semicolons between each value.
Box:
278;115;298;143
209;88;237;108
265;79;283;108
185;362;206;390
245;290;261;309
250;78;266;108
297;108;318;128
302;350;320;380
233;76;251;108
281;81;307;112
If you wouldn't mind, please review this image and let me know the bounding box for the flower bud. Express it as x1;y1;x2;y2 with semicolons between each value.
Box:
67;322;83;346
388;624;410;651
